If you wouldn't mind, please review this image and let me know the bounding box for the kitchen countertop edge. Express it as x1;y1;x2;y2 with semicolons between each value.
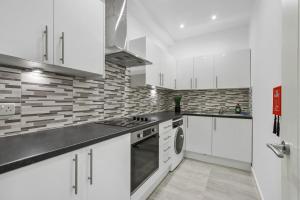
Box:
0;121;159;175
0;111;252;175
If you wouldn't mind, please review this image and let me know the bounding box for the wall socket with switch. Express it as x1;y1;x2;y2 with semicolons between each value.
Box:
0;103;16;116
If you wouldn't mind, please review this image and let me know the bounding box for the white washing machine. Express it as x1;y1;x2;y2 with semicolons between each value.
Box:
170;118;185;171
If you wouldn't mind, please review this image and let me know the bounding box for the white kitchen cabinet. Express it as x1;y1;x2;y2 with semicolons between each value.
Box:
176;58;194;90
0;0;54;63
54;0;105;75
0;149;86;200
87;134;130;200
185;116;213;155
129;37;175;89
162;54;177;89
0;134;131;200
146;40;162;87
214;49;251;89
194;56;214;89
212;118;252;163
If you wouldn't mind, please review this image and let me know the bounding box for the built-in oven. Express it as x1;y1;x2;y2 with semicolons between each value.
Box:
131;125;159;194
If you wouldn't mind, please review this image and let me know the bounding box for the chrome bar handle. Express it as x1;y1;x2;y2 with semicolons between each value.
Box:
88;149;93;185
60;32;65;64
162;73;164;86
174;79;177;89
267;141;290;158
216;76;218;88
214;118;216;130
159;73;161;86
187;117;189;128
190;78;193;89
163;146;171;152
164;157;171;164
163;136;171;141
43;25;48;61
195;78;197;89
73;154;78;195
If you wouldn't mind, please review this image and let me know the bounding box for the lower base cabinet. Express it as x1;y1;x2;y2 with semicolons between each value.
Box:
0;149;84;200
185;116;252;163
212;118;252;163
0;134;131;200
185;116;213;155
88;134;130;200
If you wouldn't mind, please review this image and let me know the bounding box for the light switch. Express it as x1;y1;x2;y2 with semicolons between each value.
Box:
0;103;15;116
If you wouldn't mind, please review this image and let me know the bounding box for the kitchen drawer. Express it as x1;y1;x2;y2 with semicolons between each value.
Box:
160;131;172;144
159;120;172;133
162;144;171;166
162;141;172;155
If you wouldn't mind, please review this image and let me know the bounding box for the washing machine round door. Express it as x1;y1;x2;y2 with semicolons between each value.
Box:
175;127;184;154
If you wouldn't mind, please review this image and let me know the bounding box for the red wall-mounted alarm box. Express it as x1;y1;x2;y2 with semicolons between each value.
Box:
273;86;282;116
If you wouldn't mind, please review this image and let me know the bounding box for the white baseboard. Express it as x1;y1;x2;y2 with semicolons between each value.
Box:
184;151;251;171
251;167;265;200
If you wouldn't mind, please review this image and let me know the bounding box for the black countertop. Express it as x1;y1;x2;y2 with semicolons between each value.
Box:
0;111;251;175
138;111;252;121
138;112;183;123
183;112;253;119
0;121;158;175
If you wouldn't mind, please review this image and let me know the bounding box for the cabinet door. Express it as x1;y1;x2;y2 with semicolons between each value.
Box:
87;134;131;200
176;58;194;90
0;0;53;63
0;150;86;200
212;118;252;163
146;40;162;87
162;55;176;89
186;116;213;155
54;0;104;75
214;49;251;89
194;56;214;90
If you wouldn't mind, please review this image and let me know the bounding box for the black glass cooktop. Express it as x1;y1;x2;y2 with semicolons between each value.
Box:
96;117;152;128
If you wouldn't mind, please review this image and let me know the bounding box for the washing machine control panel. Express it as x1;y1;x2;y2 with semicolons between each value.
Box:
172;119;183;128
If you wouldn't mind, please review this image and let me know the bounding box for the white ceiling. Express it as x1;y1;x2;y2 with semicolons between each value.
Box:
137;0;254;41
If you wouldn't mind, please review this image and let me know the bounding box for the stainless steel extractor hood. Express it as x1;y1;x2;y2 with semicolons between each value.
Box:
105;0;152;67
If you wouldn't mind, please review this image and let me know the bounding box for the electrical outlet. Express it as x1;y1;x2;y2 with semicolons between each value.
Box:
0;103;15;116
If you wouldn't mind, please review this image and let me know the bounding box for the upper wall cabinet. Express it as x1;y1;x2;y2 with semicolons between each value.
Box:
175;49;251;90
176;58;194;90
0;0;105;77
0;0;54;63
129;37;176;89
145;39;163;87
162;54;177;89
54;0;105;75
214;49;251;89
194;56;214;90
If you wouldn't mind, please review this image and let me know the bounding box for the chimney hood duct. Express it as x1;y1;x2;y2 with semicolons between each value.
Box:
105;0;152;67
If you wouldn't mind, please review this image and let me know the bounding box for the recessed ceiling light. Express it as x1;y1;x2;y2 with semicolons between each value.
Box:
211;15;217;20
180;24;185;29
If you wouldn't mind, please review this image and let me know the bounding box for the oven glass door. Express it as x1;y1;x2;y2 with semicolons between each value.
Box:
131;133;159;193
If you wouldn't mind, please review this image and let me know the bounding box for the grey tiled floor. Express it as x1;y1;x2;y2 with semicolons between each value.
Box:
148;159;260;200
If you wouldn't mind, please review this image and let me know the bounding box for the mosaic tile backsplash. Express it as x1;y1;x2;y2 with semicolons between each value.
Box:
0;63;251;137
168;89;251;113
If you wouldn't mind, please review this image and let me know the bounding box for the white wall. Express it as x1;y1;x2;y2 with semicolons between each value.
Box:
127;13;173;58
127;0;174;52
168;25;250;59
249;0;282;200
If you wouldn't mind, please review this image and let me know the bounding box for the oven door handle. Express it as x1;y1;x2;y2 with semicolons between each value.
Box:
132;133;159;145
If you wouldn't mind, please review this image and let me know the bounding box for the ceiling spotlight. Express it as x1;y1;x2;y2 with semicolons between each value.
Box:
211;15;217;20
180;24;185;29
